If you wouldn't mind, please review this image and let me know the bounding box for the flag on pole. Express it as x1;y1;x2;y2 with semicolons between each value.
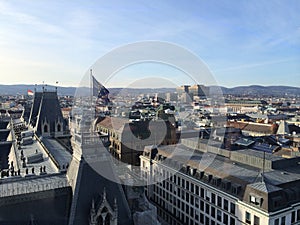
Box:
92;75;109;97
27;89;34;96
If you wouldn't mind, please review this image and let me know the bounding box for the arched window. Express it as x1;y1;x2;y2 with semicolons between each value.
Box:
97;207;112;225
57;124;61;132
44;124;48;133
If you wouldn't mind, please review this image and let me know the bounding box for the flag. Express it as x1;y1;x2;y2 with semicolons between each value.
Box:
27;89;34;96
92;75;109;97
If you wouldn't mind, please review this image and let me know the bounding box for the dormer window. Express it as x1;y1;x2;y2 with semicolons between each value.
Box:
250;195;262;206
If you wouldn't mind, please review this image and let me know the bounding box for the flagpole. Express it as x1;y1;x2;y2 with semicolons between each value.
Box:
90;69;93;115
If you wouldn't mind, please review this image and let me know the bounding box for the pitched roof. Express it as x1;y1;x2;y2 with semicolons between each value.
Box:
97;116;129;131
248;181;281;193
35;91;65;135
29;92;43;127
67;133;132;225
228;121;277;134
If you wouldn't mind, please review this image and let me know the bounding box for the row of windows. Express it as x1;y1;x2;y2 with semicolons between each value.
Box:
153;184;236;225
155;193;236;225
159;174;236;214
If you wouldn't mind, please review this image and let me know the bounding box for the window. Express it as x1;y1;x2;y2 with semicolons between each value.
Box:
230;202;236;215
274;218;279;225
211;206;215;218
223;214;228;225
217;210;222;221
297;209;300;221
245;212;251;224
186;192;189;203
186;204;189;214
200;200;204;211
254;215;260;225
200;213;204;223
281;216;286;225
291;211;295;223
212;193;216;204
205;216;209;225
230;217;235;225
217;196;222;207
200;188;205;198
195;197;199;208
57;124;61;132
196;185;199;195
205;203;210;214
206;190;211;201
44;124;48;133
224;199;228;211
250;195;261;206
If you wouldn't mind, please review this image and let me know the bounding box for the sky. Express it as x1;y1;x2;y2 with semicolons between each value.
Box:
0;0;299;88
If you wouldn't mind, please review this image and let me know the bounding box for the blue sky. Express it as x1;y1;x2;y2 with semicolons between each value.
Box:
0;0;299;87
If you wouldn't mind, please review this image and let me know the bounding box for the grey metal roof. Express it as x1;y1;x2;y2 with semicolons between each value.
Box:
150;144;261;184
263;167;300;186
41;138;72;168
15;137;58;176
248;181;282;193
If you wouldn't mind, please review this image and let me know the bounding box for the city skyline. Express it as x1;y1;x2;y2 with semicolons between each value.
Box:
0;0;299;88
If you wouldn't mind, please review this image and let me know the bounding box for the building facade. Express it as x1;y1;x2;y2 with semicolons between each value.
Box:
140;144;300;225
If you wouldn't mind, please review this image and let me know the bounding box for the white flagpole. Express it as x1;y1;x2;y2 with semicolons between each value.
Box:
90;69;93;110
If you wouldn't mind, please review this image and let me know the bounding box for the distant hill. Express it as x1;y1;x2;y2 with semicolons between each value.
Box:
220;85;300;97
0;84;299;97
0;84;77;96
